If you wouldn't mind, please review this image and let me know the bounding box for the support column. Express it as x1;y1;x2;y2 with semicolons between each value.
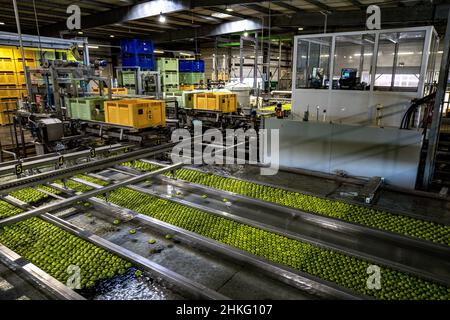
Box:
239;36;244;83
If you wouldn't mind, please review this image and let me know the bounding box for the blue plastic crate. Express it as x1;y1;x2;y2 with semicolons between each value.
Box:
179;60;205;73
121;39;154;55
180;60;194;72
138;55;155;70
179;60;191;72
121;53;155;70
192;60;205;73
138;40;154;54
122;54;139;67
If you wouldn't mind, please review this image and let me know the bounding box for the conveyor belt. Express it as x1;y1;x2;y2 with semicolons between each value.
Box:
135;175;450;287
49;178;341;300
64;173;450;300
3;193;227;300
107;166;450;288
0;144;130;177
0;143;176;196
0;162;183;227
0;159;448;302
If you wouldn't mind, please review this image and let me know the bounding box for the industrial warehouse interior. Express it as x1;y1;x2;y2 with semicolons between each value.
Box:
0;0;449;308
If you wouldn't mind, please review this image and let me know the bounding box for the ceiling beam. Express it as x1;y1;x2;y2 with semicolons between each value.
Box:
207;7;254;20
40;0;298;36
42;0;191;36
151;19;262;43
192;0;287;6
303;0;333;12
273;2;306;13
187;11;224;23
271;3;449;28
347;0;364;9
243;4;282;15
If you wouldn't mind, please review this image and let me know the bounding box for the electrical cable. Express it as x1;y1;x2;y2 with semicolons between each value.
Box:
32;0;44;64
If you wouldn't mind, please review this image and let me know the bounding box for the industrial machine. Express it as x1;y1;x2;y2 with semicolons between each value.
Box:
116;67;161;98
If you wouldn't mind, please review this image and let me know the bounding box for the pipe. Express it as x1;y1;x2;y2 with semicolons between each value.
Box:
1;149;18;161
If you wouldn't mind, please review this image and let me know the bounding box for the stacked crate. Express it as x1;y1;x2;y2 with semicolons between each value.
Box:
67;97;107;122
179;60;205;89
121;39;155;70
119;71;137;95
0;46;79;125
157;58;179;93
0;100;17;125
163;89;210;109
0;47;37;102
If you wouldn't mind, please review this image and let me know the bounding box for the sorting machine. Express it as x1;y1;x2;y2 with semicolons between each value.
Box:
0;137;449;300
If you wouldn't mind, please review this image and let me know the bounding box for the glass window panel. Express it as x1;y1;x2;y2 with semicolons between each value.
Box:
296;37;331;89
375;31;426;92
333;34;375;90
425;32;439;95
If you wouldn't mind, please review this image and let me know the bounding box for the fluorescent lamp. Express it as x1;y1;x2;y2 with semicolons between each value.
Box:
226;7;233;12
154;50;164;54
110;35;115;38
0;22;5;25
88;45;99;49
212;13;232;18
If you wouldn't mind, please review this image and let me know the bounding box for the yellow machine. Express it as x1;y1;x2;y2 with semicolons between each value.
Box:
105;99;166;129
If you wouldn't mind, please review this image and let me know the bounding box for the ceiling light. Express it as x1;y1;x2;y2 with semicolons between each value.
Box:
110;35;115;38
226;7;234;12
298;27;304;31
88;45;99;49
212;12;232;18
243;32;249;37
159;14;166;23
154;50;164;54
0;22;5;25
78;31;83;35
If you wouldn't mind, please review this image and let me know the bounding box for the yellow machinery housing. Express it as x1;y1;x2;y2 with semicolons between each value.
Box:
194;92;237;113
105;99;166;129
